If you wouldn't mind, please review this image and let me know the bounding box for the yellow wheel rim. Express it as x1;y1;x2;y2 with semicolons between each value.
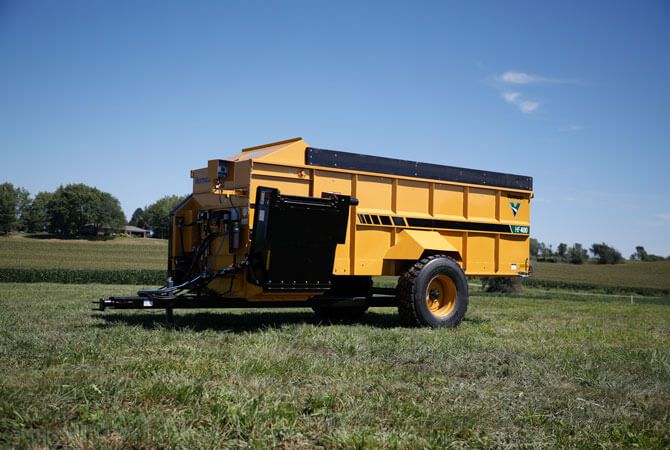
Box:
425;274;457;317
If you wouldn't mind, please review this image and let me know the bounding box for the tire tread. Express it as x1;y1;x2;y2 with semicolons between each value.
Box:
396;254;467;327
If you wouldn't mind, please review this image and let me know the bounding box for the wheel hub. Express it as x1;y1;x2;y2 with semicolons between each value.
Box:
425;274;457;317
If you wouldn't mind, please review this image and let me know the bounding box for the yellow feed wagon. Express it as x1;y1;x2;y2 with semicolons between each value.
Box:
98;137;533;327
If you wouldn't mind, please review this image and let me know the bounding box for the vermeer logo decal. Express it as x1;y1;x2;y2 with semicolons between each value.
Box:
509;202;521;217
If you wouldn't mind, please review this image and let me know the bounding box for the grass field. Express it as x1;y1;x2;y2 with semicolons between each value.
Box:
533;261;670;291
1;283;669;448
0;234;166;270
3;234;670;295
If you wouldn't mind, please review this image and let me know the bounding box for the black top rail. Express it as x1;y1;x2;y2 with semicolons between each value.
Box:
306;147;533;191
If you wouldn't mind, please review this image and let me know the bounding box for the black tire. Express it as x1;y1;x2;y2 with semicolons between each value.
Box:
312;305;369;323
397;255;468;328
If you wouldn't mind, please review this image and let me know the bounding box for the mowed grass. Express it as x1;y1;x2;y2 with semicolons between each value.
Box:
1;283;668;448
533;260;670;290
0;234;166;270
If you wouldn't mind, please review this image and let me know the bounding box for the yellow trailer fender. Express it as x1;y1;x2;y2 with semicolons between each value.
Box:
384;229;461;261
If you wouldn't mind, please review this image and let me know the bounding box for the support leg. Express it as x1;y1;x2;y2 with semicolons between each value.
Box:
165;308;174;327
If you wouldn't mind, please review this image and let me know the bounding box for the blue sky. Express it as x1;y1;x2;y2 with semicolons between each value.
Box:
1;1;669;255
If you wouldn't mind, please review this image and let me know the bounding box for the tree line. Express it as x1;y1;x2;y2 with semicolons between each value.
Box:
0;182;185;238
127;195;186;239
3;181;670;255
531;239;669;265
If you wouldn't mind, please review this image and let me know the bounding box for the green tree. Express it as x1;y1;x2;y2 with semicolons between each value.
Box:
630;246;664;262
567;243;589;264
23;191;53;232
0;182;30;234
0;182;19;234
539;242;554;261
557;243;568;261
142;195;187;239
47;184;126;236
529;238;539;259
590;242;624;264
630;246;648;261
644;254;665;262
15;187;30;231
129;207;148;229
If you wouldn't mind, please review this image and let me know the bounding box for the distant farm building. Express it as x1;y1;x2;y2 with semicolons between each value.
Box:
121;225;148;238
82;224;116;237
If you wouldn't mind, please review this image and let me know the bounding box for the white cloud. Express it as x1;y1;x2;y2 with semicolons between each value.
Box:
501;71;541;84
494;69;578;115
499;71;578;85
502;91;520;103
519;101;539;113
501;91;539;114
656;213;670;221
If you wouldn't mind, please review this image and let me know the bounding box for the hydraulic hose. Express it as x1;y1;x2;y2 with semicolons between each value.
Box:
137;256;250;298
138;274;204;296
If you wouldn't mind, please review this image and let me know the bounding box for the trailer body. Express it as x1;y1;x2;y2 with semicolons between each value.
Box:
100;137;533;327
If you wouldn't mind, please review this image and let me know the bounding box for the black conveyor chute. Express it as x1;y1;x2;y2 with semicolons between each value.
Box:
248;186;355;291
306;147;533;191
